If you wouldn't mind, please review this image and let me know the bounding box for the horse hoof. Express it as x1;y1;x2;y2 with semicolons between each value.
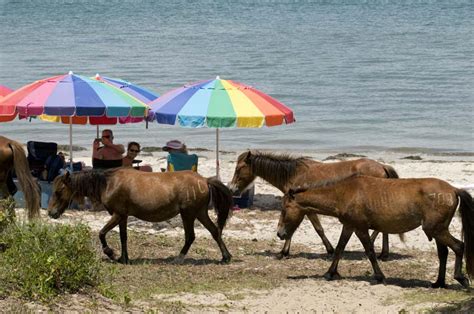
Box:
455;276;470;289
103;247;115;259
220;256;232;264
431;281;447;289
172;255;185;265
117;256;129;264
275;252;289;260
324;271;341;281
373;274;386;285
378;254;389;261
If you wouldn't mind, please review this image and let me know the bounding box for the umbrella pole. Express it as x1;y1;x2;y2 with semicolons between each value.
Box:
216;128;220;180
96;125;99;138
69;119;73;171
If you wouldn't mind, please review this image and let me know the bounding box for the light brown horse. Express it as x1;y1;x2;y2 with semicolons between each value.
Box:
229;151;398;259
48;169;233;264
0;136;40;219
278;175;474;288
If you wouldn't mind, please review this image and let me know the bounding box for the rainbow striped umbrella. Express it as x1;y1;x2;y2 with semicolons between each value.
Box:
0;85;13;97
0;72;148;118
0;85;14;122
38;74;158;130
0;72;151;165
149;77;295;177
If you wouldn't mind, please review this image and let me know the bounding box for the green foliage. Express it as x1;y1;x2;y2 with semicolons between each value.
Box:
0;222;103;300
0;197;16;233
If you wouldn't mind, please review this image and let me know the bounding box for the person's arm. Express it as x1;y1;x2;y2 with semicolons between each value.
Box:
92;139;102;159
101;137;125;155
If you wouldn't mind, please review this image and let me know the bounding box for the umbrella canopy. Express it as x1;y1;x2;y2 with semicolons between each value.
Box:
0;85;13;97
149;76;294;128
0;72;153;167
149;77;295;178
0;72;148;119
94;74;158;104
39;74;158;126
0;85;14;122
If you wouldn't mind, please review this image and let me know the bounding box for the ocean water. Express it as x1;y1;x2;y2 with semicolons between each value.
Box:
0;0;473;154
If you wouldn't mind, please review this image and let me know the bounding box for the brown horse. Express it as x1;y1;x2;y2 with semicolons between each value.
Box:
229;151;398;259
48;169;233;264
0;136;40;219
278;175;474;288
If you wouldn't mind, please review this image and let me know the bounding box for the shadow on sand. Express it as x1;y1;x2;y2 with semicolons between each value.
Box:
102;256;243;266
255;250;413;261
287;273;467;290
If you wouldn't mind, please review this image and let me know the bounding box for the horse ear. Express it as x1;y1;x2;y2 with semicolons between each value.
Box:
288;189;295;199
244;151;252;163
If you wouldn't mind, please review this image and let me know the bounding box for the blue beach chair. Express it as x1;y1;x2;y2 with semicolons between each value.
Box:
167;152;198;172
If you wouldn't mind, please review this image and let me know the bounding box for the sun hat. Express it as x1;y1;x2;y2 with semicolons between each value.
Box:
162;140;185;151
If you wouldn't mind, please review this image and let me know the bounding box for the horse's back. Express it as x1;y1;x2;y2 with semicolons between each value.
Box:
293;158;386;186
342;176;456;232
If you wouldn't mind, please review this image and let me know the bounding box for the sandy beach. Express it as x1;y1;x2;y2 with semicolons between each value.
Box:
7;146;471;312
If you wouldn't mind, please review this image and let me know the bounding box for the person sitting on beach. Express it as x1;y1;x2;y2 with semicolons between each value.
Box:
122;142;152;172
92;129;125;169
162;140;198;172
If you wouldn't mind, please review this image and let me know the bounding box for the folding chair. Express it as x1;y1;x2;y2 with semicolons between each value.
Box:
167;153;198;172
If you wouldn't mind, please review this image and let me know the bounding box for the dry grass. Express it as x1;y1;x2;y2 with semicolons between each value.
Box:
1;208;472;311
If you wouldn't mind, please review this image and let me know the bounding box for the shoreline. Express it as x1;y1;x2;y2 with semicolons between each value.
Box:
60;147;474;192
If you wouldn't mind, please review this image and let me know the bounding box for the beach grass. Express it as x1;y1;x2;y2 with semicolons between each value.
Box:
0;221;103;301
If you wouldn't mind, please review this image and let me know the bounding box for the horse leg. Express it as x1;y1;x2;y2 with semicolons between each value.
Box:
174;211;196;264
370;231;390;261
307;212;334;255
324;225;353;281
355;229;386;284
117;216;129;264
276;239;292;260
433;230;469;288
431;239;448;288
370;230;379;243
379;233;390;261
197;209;232;264
99;213;121;260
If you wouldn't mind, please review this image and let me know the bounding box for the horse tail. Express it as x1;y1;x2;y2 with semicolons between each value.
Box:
456;189;474;278
383;164;399;179
9;141;40;219
207;176;233;232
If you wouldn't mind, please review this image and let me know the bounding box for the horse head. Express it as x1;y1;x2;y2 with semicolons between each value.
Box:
48;171;73;219
277;192;305;240
229;151;256;194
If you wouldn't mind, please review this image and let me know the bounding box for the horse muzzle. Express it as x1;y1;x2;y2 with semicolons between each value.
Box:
48;210;61;219
277;228;289;240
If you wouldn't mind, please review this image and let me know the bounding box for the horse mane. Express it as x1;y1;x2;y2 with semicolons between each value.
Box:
246;151;308;187
290;173;360;196
69;170;113;200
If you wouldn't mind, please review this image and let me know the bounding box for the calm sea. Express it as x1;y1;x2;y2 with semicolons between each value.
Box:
1;0;473;154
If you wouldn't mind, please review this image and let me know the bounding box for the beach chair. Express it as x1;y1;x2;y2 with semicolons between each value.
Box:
167;153;198;172
26;141;57;179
